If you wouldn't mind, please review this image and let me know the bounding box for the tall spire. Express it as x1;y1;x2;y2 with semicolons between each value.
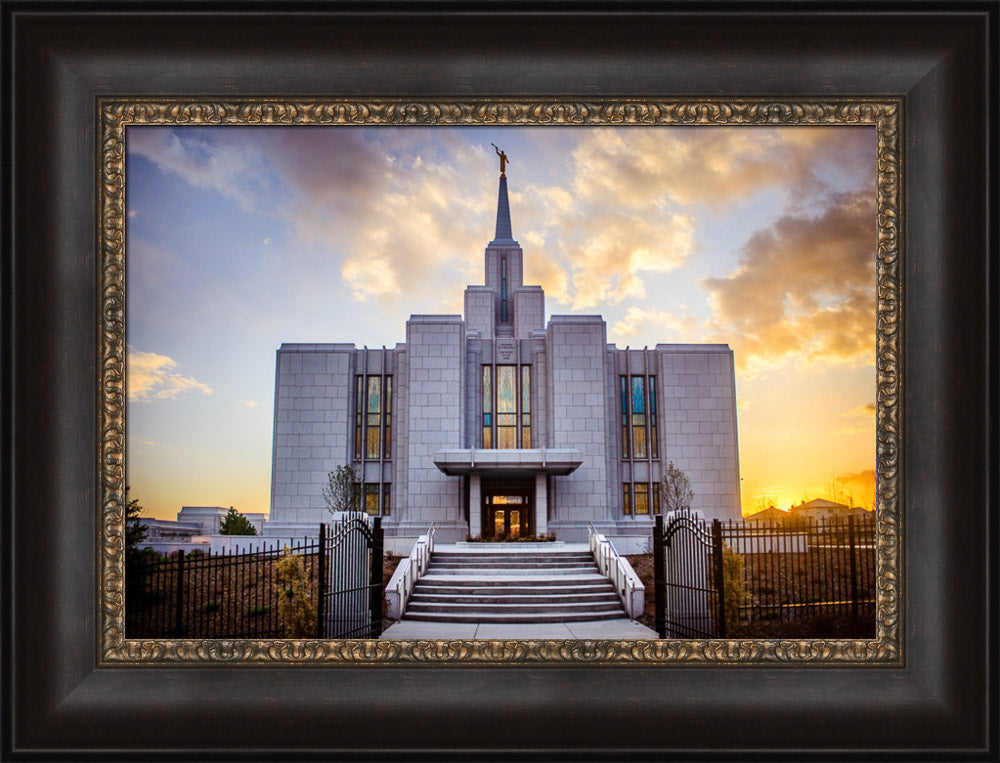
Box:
492;175;515;244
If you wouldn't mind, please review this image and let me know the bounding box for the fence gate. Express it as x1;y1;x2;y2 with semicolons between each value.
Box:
654;512;726;639
317;516;384;639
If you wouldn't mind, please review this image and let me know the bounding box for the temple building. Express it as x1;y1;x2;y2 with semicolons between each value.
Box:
266;164;741;553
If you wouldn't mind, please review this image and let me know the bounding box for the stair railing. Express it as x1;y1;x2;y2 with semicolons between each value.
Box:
588;523;645;619
385;523;435;620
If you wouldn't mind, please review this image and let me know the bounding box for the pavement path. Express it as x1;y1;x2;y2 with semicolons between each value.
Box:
381;617;658;639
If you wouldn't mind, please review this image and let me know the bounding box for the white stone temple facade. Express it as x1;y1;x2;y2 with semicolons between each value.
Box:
266;169;741;553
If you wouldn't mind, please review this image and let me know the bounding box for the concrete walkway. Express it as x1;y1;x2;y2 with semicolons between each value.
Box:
380;617;658;639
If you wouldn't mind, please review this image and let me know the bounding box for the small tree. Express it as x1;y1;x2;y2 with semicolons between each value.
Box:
124;489;156;615
661;461;694;514
322;464;361;515
219;506;257;535
276;547;317;638
124;489;147;559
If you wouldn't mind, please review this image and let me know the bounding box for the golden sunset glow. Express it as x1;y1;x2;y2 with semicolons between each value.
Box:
126;126;876;520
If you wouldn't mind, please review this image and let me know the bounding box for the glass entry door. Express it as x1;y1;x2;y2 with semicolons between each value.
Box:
482;481;533;540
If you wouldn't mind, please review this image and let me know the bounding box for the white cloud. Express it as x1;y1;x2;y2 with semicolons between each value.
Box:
128;348;212;401
702;190;876;373
610;306;697;341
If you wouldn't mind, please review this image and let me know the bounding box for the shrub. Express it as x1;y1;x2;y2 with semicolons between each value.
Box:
275;547;316;637
721;546;747;633
247;604;270;617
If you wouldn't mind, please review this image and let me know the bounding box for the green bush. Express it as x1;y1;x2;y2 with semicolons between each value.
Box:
721;546;747;633
275;547;316;637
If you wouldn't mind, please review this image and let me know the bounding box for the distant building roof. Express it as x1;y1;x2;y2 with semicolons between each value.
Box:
745;507;789;522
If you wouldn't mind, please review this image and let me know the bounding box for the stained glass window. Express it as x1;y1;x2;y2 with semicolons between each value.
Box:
482;365;532;449
496;365;517;449
354;376;364;460
354;375;392;461
653;482;661;514
366;376;381;459
622;483;631;515
634;483;650;514
521;365;531;448
364;483;380;515
621;375;658;460
482;365;492;448
382;483;391;516
631;376;647;458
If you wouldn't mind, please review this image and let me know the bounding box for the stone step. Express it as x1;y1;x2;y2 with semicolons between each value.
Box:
434;552;594;561
405;600;623;615
414;583;616;596
403;609;627;624
400;545;628;624
424;565;600;576
418;572;609;584
431;560;595;569
409;592;620;605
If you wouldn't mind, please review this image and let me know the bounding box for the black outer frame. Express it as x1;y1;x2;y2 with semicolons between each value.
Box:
2;2;995;760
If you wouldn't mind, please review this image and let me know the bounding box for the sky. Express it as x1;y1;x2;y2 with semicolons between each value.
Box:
125;125;877;520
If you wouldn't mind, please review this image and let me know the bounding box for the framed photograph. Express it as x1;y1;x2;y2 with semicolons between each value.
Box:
4;2;994;759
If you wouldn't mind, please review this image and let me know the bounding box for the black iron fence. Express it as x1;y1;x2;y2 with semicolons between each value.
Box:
655;512;876;638
126;518;383;639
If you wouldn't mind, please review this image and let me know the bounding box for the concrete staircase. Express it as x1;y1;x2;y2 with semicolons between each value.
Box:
403;544;626;623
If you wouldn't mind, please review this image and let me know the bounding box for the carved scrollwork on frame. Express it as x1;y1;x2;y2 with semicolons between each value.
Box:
99;99;902;665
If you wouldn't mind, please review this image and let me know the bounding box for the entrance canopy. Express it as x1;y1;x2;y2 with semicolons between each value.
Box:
433;448;583;477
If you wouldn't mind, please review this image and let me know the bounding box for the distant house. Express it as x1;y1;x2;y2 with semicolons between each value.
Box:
789;498;869;523
744;506;790;525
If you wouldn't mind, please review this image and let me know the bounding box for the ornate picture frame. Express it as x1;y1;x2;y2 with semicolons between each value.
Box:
5;3;993;758
101;98;901;666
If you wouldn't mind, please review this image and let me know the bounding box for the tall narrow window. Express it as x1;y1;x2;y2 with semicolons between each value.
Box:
634;483;650;515
620;376;629;456
354;375;392;461
482;365;532;449
354;376;364;460
649;376;658;459
382;484;391;516
363;483;380;515
501;258;508;323
366;376;382;459
653;482;661;514
631;376;647;458
383;376;392;458
622;483;631;516
521;365;531;448
496;365;517;449
482;365;492;448
620;374;658;460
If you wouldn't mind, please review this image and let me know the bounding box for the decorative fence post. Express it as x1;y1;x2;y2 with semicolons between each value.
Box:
848;514;859;622
369;517;384;637
317;523;327;638
174;549;185;637
653;514;666;639
711;519;727;639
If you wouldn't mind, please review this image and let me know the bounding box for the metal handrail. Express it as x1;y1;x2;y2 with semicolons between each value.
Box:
394;523;435;618
587;522;643;619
